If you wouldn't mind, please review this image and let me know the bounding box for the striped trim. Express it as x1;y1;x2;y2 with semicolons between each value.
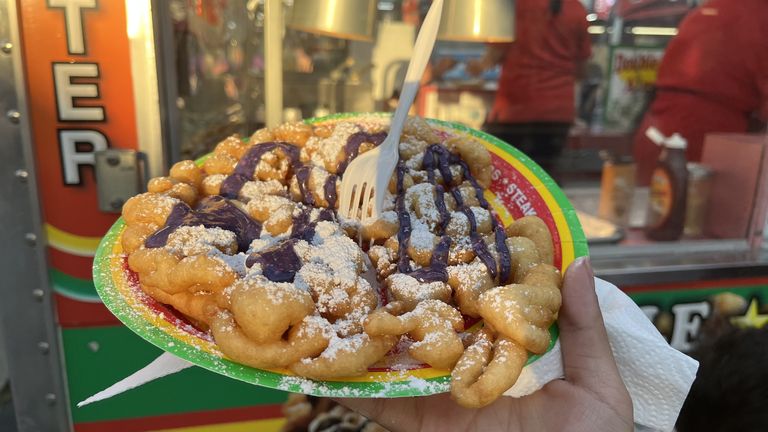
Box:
46;223;102;257
156;418;285;432
74;405;283;432
50;268;101;303
624;277;768;293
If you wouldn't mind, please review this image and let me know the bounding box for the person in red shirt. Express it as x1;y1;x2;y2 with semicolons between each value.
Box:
468;0;592;175
633;0;768;184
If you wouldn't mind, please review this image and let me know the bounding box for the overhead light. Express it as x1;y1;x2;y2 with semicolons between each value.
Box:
588;25;606;34
288;0;377;41
629;26;678;36
586;13;598;22
438;0;515;42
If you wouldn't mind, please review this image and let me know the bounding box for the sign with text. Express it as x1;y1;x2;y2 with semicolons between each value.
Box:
20;0;138;232
604;46;664;132
625;278;768;353
19;0;138;324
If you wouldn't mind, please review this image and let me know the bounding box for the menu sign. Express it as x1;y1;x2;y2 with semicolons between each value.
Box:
603;46;664;132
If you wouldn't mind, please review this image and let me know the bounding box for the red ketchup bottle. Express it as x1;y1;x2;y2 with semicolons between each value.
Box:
645;130;688;241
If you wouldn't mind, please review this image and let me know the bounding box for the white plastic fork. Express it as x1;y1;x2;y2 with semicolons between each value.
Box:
338;0;444;223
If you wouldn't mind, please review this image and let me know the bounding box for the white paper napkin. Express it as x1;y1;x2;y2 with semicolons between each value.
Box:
503;278;699;432
79;278;697;431
77;352;193;407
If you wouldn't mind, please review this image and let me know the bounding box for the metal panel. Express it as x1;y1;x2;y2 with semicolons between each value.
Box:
598;260;768;287
0;0;71;430
151;0;182;165
126;0;166;178
264;0;284;127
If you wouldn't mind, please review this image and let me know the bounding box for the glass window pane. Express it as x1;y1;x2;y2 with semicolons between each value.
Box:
164;0;768;266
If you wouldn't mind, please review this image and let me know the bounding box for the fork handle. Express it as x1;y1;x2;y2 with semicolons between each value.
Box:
386;0;444;150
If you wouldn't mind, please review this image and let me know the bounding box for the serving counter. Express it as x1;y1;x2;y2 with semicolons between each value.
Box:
565;185;768;352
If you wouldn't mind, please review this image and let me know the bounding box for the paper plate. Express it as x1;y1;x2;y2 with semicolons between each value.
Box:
92;113;588;398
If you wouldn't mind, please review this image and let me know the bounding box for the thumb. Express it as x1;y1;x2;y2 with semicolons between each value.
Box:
557;257;622;393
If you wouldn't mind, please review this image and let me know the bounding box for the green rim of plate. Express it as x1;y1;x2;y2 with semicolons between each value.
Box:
92;113;587;398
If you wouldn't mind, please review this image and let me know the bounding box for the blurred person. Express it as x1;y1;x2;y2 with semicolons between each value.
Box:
633;0;768;184
281;394;387;432
467;0;592;176
675;295;768;432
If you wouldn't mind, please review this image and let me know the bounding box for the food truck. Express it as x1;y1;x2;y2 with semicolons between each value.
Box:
1;0;766;430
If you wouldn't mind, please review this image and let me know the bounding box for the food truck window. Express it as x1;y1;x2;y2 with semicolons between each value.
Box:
158;0;768;274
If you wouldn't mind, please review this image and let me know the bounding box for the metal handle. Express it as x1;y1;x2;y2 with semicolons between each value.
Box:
94;150;147;213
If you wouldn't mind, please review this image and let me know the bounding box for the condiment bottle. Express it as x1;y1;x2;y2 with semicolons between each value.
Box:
598;151;636;226
645;130;688;241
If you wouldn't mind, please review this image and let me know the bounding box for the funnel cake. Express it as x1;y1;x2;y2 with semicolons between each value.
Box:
121;116;562;408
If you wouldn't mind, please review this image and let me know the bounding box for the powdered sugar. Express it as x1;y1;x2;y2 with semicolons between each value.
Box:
405;151;424;170
471;206;491;228
409;218;436;252
202;174;225;189
247;235;280;254
447;259;491;289
239;179;286;201
211;251;249;276
165;226;238;256
316;332;368;361
406;183;440;227
121;117;530;400
446;211;469;236
310;167;331;202
378;210;397;225
386;273;451;306
304;122;361;172
134;193;180;218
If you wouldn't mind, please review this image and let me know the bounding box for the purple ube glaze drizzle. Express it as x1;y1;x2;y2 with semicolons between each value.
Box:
409;236;452;283
144;126;512;286
143;203;192;249
494;218;511;283
243;208;333;283
395;162;413;274
337;131;387;174
457;159;490;208
220;142;300;199
290;208;334;242
295;165;315;206
450;187;498;280
435;146;455;187
219;130;386;204
145;133;368;284
457;157;511;283
403;143;511;284
245;239;302;283
434;184;451;234
323;174;338;208
145;196;261;252
423;146;437;184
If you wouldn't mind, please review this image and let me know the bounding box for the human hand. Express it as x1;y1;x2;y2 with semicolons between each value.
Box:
294;48;314;73
335;257;633;432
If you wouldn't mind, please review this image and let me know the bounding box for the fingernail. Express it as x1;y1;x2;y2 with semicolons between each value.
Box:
582;256;593;278
570;256;593;279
